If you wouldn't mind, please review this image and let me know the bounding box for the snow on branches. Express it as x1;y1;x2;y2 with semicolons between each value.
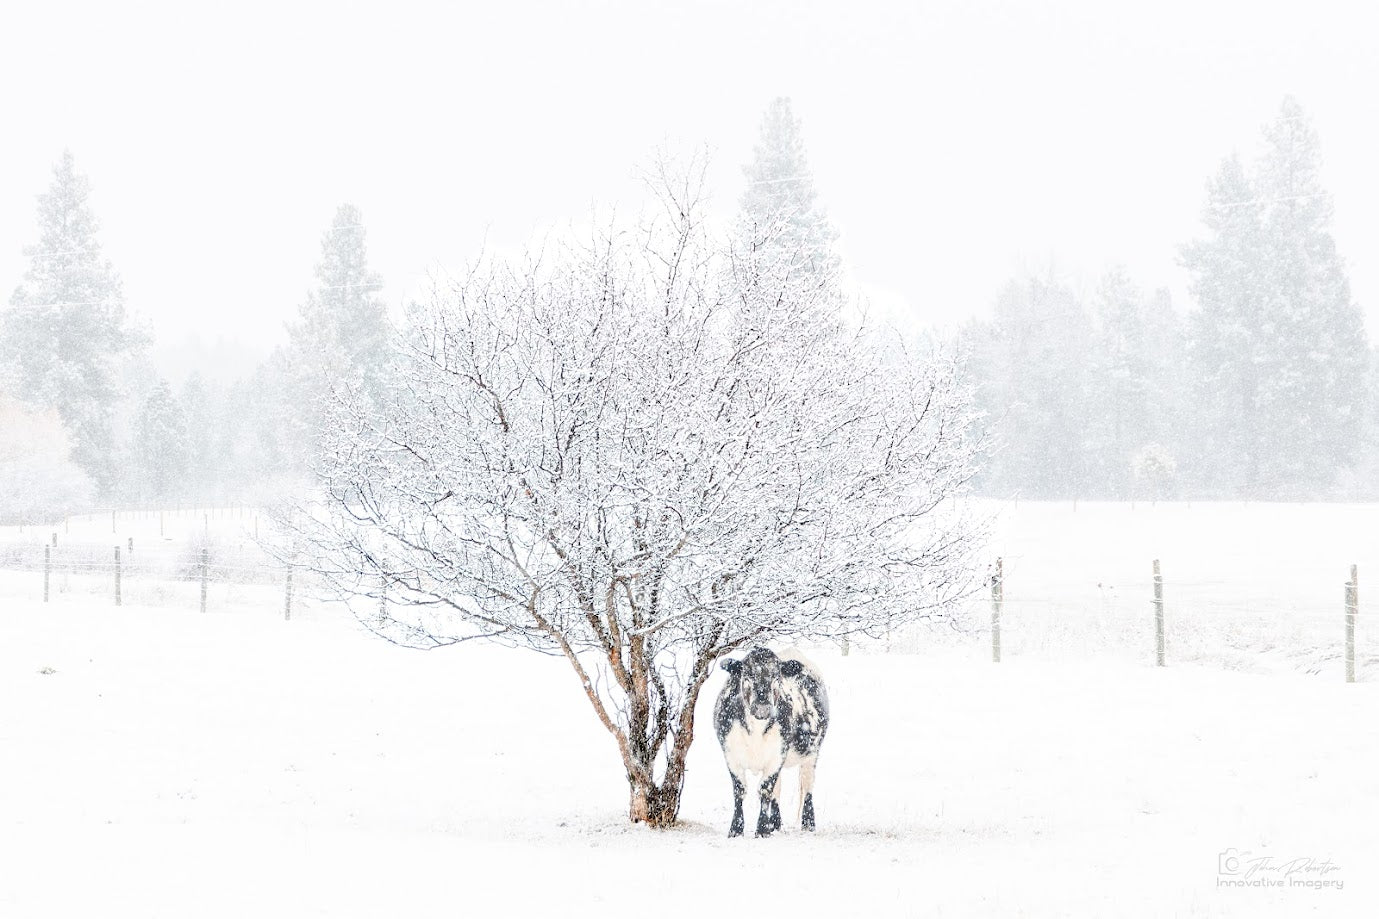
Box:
288;163;986;825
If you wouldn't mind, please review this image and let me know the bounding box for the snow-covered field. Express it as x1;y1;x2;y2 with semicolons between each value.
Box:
2;502;1377;916
976;501;1379;677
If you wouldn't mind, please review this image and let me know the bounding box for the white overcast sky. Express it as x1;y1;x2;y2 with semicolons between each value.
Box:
2;0;1376;380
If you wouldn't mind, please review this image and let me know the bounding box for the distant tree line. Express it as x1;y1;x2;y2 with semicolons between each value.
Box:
2;96;1373;522
964;98;1374;501
0;150;392;520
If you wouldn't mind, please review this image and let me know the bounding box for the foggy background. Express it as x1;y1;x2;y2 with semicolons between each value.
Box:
3;0;1378;514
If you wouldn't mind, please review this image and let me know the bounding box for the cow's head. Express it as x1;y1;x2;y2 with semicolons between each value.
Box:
721;647;804;721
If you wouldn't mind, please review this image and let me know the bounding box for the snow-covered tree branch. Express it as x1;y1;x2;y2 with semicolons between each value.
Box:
287;164;986;826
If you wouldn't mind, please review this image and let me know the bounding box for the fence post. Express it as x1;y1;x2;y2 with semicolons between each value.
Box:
992;557;1003;663
51;532;57;547
43;545;51;603
1153;559;1165;667
111;509;116;534
200;548;209;614
284;567;294;622
114;545;122;607
160;511;164;538
1345;565;1357;684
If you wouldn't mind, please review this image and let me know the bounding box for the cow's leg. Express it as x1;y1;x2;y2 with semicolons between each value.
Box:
799;757;818;831
727;771;746;838
755;767;777;838
769;770;784;832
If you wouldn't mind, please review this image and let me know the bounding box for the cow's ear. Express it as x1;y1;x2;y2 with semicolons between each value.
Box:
780;660;803;677
720;658;741;674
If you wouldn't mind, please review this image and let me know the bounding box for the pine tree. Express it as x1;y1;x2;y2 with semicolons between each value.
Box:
1255;98;1367;492
132;380;189;502
280;204;391;466
1181;154;1262;494
739;97;840;276
968;274;1097;498
1182;99;1366;497
1090;268;1150;493
1087;269;1187;498
208;368;291;499
287;204;389;389
179;372;217;494
1;151;141;497
1353;347;1379;497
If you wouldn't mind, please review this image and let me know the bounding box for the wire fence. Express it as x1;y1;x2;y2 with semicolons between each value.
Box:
0;538;330;622
0;543;279;582
1;524;1373;681
866;556;1374;682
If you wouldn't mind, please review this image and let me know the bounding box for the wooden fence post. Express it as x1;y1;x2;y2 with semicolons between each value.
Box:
1153;559;1165;667
284;567;294;622
992;557;1003;663
43;545;51;603
114;545;122;607
1345;565;1357;684
111;509;116;534
200;548;209;614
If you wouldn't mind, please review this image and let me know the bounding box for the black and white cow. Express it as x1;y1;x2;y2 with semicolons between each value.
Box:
714;646;829;838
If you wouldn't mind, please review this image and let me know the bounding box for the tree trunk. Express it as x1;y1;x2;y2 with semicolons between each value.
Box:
547;614;724;830
623;679;704;828
628;774;683;828
624;716;698;827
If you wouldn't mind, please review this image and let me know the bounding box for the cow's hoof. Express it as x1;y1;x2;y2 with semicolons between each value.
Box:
728;827;743;839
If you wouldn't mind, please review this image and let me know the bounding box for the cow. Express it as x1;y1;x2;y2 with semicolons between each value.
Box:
713;646;829;838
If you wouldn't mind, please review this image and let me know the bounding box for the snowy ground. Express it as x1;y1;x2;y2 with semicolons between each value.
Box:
2;502;1377;916
3;600;1375;916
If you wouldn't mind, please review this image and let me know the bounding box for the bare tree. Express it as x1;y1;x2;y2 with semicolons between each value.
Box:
287;163;985;827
